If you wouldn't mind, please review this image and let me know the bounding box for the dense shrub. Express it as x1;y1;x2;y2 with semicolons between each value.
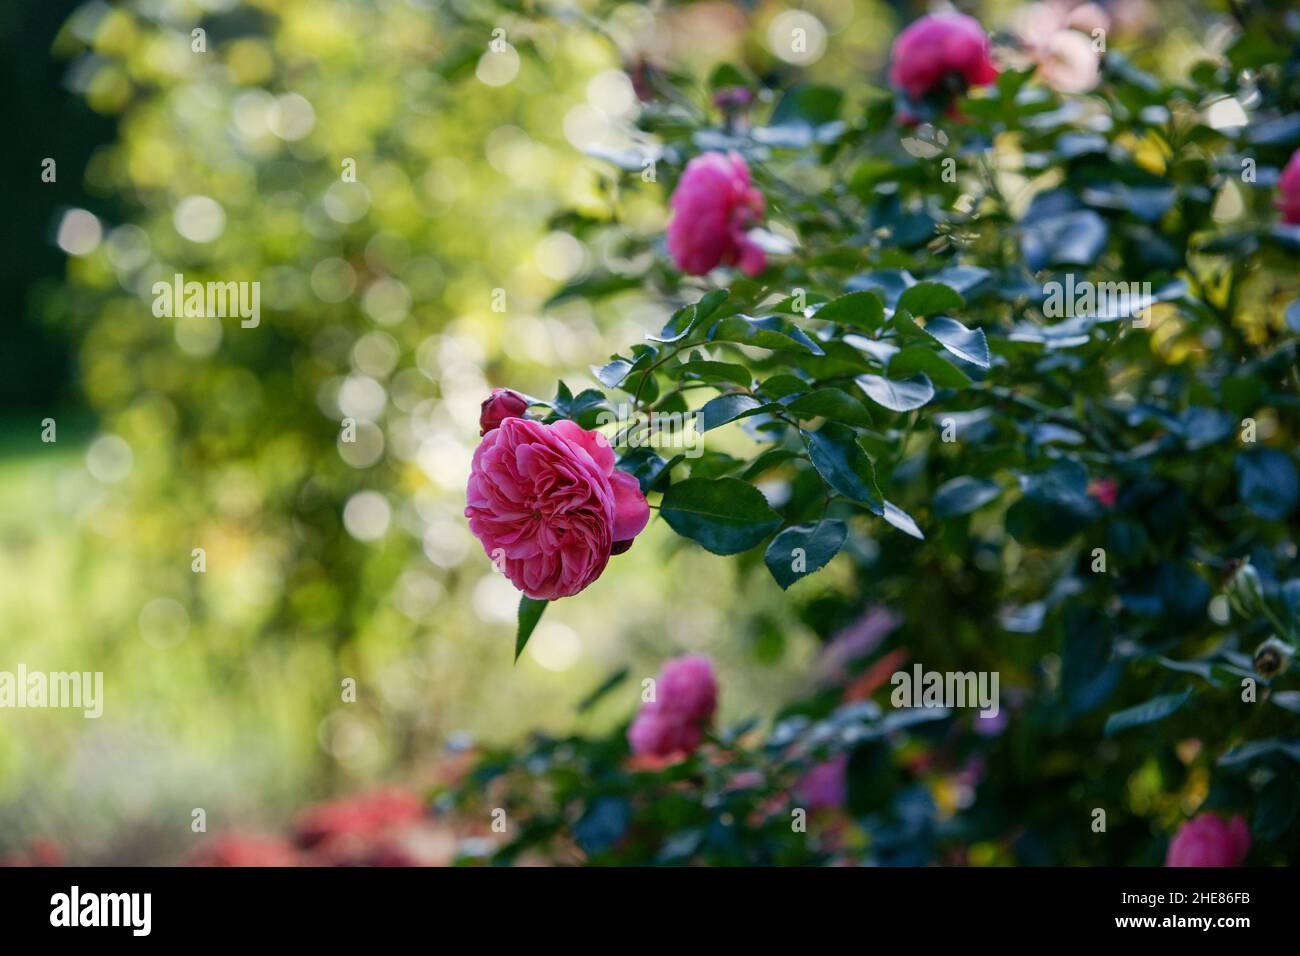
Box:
455;1;1300;866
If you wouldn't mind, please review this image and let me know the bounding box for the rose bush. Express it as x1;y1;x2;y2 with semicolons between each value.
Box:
455;0;1300;866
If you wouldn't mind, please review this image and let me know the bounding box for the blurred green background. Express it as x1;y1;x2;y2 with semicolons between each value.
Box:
1;0;1214;863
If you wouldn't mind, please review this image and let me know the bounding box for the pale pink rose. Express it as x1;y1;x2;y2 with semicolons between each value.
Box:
1037;27;1100;93
888;12;998;101
1012;2;1104;93
1065;2;1111;35
479;388;529;436
795;754;848;811
1277;150;1300;225
628;653;719;757
666;151;766;277
466;417;650;600
1165;813;1250;867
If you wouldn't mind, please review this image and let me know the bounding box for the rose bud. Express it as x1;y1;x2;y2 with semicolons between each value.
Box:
1253;636;1293;679
1224;559;1264;619
479;388;529;436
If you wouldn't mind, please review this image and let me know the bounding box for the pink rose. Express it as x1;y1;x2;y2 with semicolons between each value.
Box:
795;754;848;811
1012;2;1103;93
466;417;650;600
479;388;529;436
888;12;999;101
666;151;767;277
1165;812;1250;867
628;653;719;757
1277;150;1300;225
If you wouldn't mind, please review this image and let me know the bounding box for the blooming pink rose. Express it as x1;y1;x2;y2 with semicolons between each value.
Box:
889;12;999;101
666;152;766;277
1165;813;1250;867
628;653;719;757
1277;150;1300;225
479;388;529;436
466;417;650;600
795;754;848;811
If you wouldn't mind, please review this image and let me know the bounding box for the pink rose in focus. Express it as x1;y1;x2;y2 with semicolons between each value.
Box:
1165;812;1250;867
1277;150;1300;225
479;388;529;436
628;653;719;758
466;417;650;600
795;754;848;811
888;12;998;102
667;151;767;277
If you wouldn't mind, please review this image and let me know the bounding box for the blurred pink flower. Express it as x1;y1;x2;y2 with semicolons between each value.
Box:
628;654;718;758
816;605;903;685
1165;813;1250;867
189;832;302;867
1277;150;1300;225
466;417;650;600
667;151;766;277
795;754;848;811
294;788;426;849
1012;2;1106;93
1088;477;1119;508
888;12;998;101
479;388;529;436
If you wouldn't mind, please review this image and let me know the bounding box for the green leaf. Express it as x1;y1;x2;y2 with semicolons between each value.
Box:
888;345;972;387
710;314;825;355
592;357;636;388
516;596;548;662
577;666;630;714
882;500;924;539
757;373;810;399
801;425;884;513
811;291;885;330
700;393;766;431
933;476;1003;518
668;359;752;389
855;372;935;412
660;477;782;555
1103;688;1192;736
897;281;964;317
1235;449;1299;520
648;289;730;344
1217;737;1300;767
918;316;990;369
763;520;848;589
781;388;872;426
